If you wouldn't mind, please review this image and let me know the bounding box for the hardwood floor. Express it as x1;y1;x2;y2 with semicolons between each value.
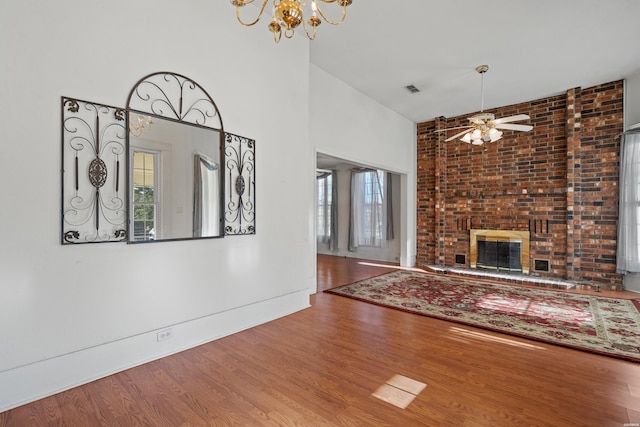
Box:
2;255;640;426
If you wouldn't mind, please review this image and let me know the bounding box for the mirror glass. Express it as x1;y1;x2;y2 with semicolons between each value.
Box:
128;114;223;242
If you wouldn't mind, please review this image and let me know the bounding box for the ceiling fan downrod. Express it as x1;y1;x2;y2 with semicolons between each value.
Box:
476;64;489;112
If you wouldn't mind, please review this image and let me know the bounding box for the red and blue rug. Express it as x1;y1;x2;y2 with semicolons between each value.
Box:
325;270;640;363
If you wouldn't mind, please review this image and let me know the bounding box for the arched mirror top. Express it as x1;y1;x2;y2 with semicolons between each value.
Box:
126;72;223;131
126;72;225;243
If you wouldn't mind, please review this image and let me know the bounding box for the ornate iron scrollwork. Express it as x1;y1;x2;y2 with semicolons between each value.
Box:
127;72;222;129
88;158;108;187
61;97;127;244
224;133;255;235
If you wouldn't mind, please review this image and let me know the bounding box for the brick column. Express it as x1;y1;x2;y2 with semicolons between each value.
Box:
434;116;447;266
565;87;582;282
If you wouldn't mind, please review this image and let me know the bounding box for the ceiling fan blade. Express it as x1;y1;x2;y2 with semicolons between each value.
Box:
445;128;473;142
493;114;530;124
494;123;533;131
435;125;474;133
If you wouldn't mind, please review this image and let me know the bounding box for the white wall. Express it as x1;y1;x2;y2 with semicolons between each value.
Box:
310;65;417;267
0;0;314;410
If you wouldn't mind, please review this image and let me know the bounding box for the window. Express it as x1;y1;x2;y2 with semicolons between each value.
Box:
352;170;385;248
132;150;158;241
317;172;333;243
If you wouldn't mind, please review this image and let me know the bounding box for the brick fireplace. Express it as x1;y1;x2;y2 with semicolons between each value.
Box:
416;80;623;290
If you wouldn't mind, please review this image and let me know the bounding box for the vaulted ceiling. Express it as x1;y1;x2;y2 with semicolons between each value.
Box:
310;0;640;123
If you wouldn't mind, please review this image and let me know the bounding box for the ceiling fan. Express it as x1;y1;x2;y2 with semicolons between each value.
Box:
438;65;533;145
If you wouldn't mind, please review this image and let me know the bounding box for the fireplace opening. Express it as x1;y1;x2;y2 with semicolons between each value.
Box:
470;229;530;274
476;237;522;273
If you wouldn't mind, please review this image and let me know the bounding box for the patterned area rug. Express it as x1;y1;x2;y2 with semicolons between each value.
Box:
325;270;640;363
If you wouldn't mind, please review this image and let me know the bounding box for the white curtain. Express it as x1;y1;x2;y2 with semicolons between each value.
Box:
617;129;640;274
317;171;337;250
386;172;394;240
329;171;338;251
349;169;386;251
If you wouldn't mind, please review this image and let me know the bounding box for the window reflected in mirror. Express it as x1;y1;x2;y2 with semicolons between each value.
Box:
132;150;158;241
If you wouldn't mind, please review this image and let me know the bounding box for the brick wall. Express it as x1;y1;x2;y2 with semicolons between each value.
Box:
416;80;624;288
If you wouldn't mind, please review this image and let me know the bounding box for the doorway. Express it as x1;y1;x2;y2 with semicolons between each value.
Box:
315;152;403;263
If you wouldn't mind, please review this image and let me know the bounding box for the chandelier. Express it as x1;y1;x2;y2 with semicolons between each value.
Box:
231;0;353;43
129;114;153;137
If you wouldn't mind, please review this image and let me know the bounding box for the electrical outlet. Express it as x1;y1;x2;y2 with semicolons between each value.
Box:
157;328;173;342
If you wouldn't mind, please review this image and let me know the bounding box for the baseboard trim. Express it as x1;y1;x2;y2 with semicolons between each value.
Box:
0;290;310;412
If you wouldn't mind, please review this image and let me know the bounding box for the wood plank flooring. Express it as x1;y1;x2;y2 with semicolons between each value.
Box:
2;255;640;426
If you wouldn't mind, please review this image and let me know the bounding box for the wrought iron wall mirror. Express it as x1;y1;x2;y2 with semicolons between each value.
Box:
61;71;255;244
126;72;224;242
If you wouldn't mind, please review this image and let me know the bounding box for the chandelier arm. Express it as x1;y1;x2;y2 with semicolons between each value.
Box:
316;3;348;25
300;18;318;40
235;0;271;27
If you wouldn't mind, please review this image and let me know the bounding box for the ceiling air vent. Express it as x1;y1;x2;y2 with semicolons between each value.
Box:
405;84;420;94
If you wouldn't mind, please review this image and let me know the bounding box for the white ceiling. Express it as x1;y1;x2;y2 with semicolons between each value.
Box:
309;0;640;123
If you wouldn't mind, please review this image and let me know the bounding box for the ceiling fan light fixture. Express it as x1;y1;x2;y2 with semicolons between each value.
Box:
439;65;533;145
489;128;503;142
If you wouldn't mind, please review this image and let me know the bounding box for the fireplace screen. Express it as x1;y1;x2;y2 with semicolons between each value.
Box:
476;237;522;273
470;229;530;274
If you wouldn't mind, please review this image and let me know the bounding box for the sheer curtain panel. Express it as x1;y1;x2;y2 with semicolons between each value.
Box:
349;169;385;251
317;171;337;250
617;128;640;274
